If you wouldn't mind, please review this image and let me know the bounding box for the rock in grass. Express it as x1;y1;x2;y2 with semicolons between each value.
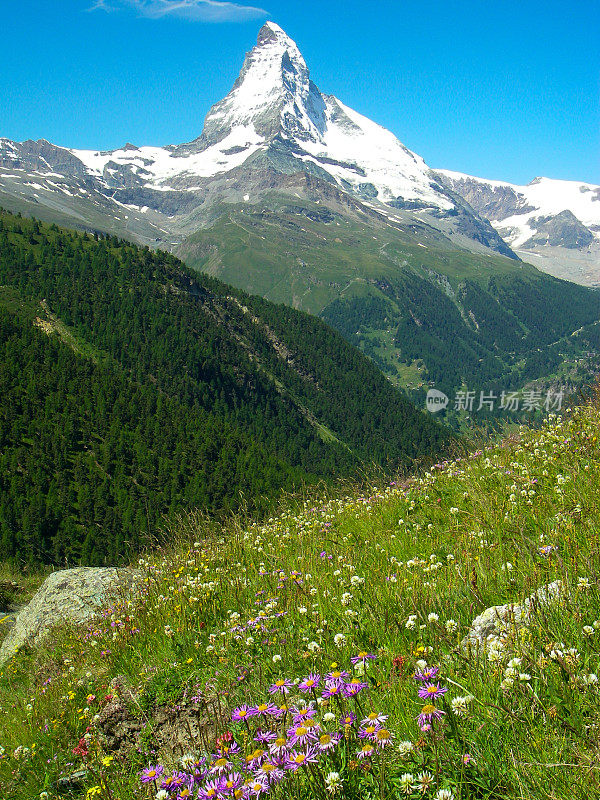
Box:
0;567;139;665
463;580;564;653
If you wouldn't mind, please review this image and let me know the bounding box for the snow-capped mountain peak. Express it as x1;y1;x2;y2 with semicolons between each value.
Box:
199;21;326;148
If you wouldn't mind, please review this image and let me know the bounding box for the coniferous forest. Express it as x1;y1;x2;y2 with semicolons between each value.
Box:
0;210;450;566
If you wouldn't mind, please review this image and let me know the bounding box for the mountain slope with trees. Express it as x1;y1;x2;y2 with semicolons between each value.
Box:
0;210;450;565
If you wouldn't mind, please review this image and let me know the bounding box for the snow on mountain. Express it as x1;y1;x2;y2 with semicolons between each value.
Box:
437;169;600;248
66;21;452;212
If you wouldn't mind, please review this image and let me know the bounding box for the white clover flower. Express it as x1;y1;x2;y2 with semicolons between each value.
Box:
399;773;416;794
415;659;428;670
350;575;365;587
307;641;320;653
297;606;308;615
450;695;474;717
445;619;458;633
334;633;346;647
397;740;415;758
435;791;455;800
323;711;336;723
245;636;254;646
518;673;531;682
272;654;282;663
427;612;439;623
156;792;169;800
507;657;522;668
500;678;515;692
340;592;353;606
578;577;591;589
405;615;418;630
325;771;342;795
583;626;595;637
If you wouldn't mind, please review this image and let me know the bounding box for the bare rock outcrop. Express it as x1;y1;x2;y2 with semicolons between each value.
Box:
0;567;139;665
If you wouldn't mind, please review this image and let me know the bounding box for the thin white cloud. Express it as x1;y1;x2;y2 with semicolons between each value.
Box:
91;0;267;22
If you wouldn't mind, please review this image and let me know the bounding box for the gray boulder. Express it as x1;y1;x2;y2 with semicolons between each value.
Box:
0;568;139;665
463;580;564;652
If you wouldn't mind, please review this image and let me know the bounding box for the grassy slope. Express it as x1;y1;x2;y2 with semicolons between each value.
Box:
178;202;600;404
2;401;600;798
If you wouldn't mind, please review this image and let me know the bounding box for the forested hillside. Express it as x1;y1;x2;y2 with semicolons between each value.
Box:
0;210;450;565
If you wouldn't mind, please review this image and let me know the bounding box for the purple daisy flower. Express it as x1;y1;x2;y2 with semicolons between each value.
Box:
357;742;376;760
321;681;344;699
210;756;233;775
340;712;357;727
232;705;255;722
373;728;394;748
244;748;268;770
359;722;381;740
287;722;318;747
298;673;321;693
316;731;342;752
222;772;243;792
268;678;294;695
251;701;279;717
325;669;350;685
350;651;377;665
417;704;445;730
414;666;440;683
198;779;223;800
417;683;448;701
140;765;164;783
343;678;368;697
290;702;317;722
247;778;269;796
255;760;285;784
360;712;388;726
284;747;319;771
254;729;277;745
161;772;188;791
268;735;290;758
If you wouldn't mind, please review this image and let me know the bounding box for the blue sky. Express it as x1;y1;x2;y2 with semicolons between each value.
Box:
1;0;598;184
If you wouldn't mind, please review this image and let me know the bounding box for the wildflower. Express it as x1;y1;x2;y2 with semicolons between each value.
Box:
291;702;317;721
307;641;320;652
255;761;284;784
361;711;388;726
298;673;321;693
340;711;357;727
232;705;254;722
317;732;342;751
434;791;455;800
333;633;346;647
398;740;415;758
418;682;448;701
322;681;344;699
343;678;368;697
374;728;394;748
357;742;375;759
269;736;290;757
461;753;476;766
140;765;165;783
405;615;418;630
246;778;269;796
284;748;319;771
414;666;439;682
417;704;445;730
578;577;591;589
350;651;376;666
445;619;458;634
325;771;342;795
399;773;416;794
427;613;439;623
450;695;474;717
583;625;595;637
252;701;278;717
268;678;294;695
417;772;434;792
359;722;380;740
288;723;317;746
272;654;282;663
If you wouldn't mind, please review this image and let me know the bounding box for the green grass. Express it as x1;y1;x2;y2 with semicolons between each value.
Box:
2;400;600;799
